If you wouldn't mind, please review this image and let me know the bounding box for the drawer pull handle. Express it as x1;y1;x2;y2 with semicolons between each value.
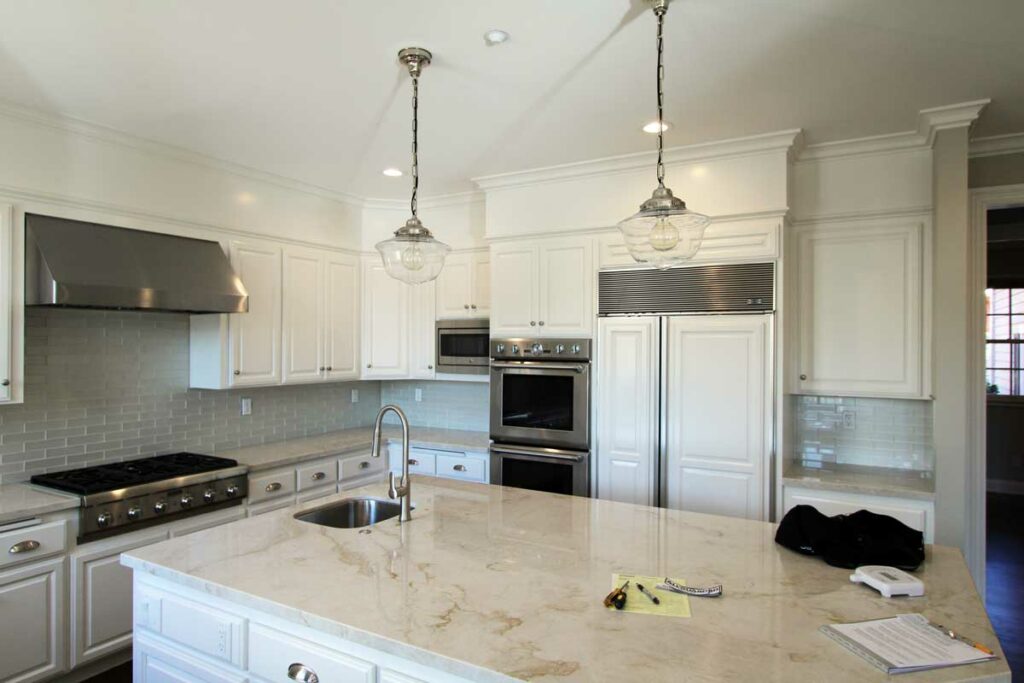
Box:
453;464;467;472
311;471;326;481
359;461;370;470
265;482;282;493
288;663;319;683
9;540;40;554
409;459;419;466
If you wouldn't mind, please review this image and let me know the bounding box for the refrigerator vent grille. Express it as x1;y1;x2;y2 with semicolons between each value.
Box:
598;262;774;315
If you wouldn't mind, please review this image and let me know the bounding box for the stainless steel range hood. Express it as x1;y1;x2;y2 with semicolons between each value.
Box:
25;214;248;314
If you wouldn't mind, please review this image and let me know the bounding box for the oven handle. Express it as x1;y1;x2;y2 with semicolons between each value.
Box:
490;445;586;463
490;361;586;373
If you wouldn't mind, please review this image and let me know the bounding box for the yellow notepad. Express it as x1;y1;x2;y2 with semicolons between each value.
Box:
611;573;691;618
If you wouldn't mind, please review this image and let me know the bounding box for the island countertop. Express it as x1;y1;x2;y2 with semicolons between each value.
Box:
121;477;1009;682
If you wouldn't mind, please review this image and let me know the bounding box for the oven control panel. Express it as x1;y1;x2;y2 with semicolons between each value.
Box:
490;338;591;361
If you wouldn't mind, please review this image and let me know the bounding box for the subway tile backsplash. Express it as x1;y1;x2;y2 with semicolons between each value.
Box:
380;380;489;432
0;309;381;484
793;395;934;471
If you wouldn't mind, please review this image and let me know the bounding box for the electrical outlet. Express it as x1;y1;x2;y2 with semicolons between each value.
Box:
415;388;423;402
240;397;252;416
842;411;856;430
351;389;359;403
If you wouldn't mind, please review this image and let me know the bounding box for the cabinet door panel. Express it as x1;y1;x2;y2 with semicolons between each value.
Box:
409;281;436;379
0;204;12;402
0;557;64;683
665;315;769;520
538;239;593;336
325;254;360;380
471;251;491;316
282;248;324;384
596;317;658;505
229;241;282;386
435;253;472;319
489;244;538;336
361;260;409;378
796;221;924;397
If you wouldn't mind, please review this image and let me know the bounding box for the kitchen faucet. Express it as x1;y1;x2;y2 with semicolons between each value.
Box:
370;404;413;522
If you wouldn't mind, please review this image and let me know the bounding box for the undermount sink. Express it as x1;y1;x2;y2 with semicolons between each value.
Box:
293;497;404;529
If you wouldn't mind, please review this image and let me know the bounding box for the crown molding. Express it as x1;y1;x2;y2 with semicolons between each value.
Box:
969;133;1024;159
798;99;990;162
362;190;485;212
471;129;803;192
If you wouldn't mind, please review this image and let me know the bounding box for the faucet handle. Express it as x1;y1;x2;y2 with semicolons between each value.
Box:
388;471;399;499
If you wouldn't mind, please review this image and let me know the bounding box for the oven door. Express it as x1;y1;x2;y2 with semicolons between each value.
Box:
436;325;490;374
490;444;589;497
489;360;590;450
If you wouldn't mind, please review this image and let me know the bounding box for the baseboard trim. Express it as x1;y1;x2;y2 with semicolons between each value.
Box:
987;479;1024;495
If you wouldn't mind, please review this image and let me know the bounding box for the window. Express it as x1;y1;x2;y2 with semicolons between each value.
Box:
986;288;1024;395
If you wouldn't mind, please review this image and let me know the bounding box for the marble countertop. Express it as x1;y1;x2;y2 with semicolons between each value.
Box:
0;483;79;525
783;462;936;500
222;426;491;472
122;478;1007;682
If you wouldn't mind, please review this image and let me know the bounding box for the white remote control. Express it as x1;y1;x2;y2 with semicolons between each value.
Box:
850;565;924;598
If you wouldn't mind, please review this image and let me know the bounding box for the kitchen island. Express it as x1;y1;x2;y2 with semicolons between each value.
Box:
121;477;1009;682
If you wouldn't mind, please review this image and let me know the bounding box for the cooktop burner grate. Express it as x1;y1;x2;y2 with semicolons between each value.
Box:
31;452;239;495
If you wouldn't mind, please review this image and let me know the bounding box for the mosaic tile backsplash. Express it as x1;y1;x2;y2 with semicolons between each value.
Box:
793;395;934;471
0;309;381;484
380;380;489;433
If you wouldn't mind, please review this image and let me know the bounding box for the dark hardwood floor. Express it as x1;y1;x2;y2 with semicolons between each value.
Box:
987;492;1024;677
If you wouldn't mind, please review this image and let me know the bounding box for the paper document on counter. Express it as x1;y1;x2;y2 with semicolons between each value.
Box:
820;613;997;674
611;573;691;618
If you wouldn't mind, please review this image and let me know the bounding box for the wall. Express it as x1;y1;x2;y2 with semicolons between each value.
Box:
0;309;380;484
361;194;486;251
792;396;934;471
380;380;489;433
969;151;1024;189
987;399;1024;493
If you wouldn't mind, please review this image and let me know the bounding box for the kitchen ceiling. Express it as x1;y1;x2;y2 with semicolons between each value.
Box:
0;0;1021;199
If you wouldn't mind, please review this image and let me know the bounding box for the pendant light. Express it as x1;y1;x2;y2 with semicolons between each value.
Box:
618;0;710;269
376;47;451;284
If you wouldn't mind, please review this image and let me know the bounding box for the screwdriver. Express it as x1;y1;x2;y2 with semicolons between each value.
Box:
603;580;630;610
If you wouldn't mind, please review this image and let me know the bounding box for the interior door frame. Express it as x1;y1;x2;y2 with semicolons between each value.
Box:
967;182;1024;596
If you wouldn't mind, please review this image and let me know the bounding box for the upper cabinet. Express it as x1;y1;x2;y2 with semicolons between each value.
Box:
360;257;436;380
190;240;360;389
0;204;16;403
792;218;929;398
435;250;490;319
490;237;594;338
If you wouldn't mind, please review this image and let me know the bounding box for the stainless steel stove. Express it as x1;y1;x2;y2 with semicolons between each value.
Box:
31;453;248;542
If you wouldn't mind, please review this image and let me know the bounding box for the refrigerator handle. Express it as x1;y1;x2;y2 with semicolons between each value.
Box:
658;316;669;509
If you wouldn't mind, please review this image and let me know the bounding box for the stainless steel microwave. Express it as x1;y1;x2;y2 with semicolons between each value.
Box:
436;319;489;375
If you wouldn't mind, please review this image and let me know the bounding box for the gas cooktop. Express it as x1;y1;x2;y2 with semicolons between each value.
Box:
30;452;239;495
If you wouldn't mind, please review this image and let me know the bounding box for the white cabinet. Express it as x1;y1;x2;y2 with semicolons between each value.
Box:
665;315;770;521
435;250;489;319
361;257;436;380
0;203;14;403
490;237;593;337
0;557;65;683
324;252;361;380
70;529;168;667
794;219;928;398
595;317;659;506
282;246;325;384
229;240;283;387
135;632;246;683
409;280;436;379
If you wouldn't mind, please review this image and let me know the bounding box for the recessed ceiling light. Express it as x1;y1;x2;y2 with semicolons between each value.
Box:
484;29;510;46
382;167;403;177
642;120;672;134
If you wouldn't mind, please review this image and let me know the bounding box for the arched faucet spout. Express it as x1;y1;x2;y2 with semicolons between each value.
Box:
370;405;412;522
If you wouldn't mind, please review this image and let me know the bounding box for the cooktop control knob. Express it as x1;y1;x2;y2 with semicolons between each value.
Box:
225;485;240;498
571;343;581;354
495;343;505;353
555;344;565;354
96;512;112;528
531;343;543;354
153;501;167;514
127;506;142;521
180;493;194;508
203;488;217;502
511;344;519;354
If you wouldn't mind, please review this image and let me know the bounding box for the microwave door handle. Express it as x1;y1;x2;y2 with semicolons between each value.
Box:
490;362;586;373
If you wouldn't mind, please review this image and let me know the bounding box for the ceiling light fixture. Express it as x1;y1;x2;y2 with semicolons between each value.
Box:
375;47;450;285
382;167;403;177
484;29;510;46
618;0;710;269
642;120;671;134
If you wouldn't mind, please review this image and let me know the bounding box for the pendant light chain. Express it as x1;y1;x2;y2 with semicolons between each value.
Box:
410;72;420;219
655;4;666;188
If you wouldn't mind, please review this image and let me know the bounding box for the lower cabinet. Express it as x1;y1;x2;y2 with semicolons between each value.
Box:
249;624;375;682
0;557;65;683
70;529;169;667
388;444;489;484
135;632;246;683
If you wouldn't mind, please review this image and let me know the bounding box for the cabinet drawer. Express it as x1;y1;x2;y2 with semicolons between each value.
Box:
249;623;375;683
137;588;246;667
391;448;436;476
436;454;486;482
0;520;66;569
248;468;296;504
340;453;384;481
297;459;338;491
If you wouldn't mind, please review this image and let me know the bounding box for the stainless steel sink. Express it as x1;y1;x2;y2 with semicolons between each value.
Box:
293;497;404;529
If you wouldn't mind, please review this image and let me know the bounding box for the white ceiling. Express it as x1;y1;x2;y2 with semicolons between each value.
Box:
0;0;1021;199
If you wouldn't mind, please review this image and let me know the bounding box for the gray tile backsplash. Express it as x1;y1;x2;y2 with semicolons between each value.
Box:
793;395;934;471
0;308;381;483
380;380;489;432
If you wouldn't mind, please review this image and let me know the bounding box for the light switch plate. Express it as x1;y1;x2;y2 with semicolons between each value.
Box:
842;411;856;430
351;389;359;403
240;397;252;416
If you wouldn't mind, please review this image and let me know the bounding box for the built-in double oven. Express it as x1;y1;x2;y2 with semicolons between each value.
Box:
489;338;591;497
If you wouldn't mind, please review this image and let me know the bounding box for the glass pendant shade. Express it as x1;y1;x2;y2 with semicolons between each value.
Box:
375;217;451;285
618;186;710;269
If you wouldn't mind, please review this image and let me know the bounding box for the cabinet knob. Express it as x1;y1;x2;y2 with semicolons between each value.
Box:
530;321;536;326
464;304;470;309
233;370;241;376
453;464;467;472
319;366;325;372
366;363;372;369
359;461;370;470
265;482;282;493
800;374;807;381
409;459;419;466
326;366;333;371
311;471;326;481
539;320;545;326
428;364;433;370
1;379;8;387
471;304;477;310
288;663;319;683
8;539;40;555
